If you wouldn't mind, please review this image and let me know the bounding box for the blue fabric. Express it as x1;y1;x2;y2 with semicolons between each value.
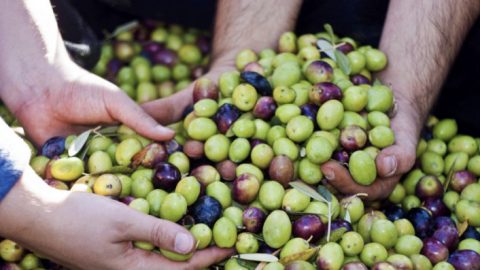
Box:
0;149;22;202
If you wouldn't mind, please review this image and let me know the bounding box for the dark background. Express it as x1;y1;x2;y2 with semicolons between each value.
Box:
53;0;480;136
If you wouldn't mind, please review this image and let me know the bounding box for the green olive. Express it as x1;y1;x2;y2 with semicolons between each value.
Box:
232;119;256;138
88;151;112;174
213;217;238;248
275;104;302;124
168;152;190;175
286;115;314;143
273;137;299;161
342;86;368;112
50;157;84;181
263;210;292;248
232;84;258;111
251;144;274;169
229;138;251;163
282;189;310;212
190;223;212;250
219;71;241;98
131;175;154;198
366;85;393;112
206;181;232;208
187;118;218;141
223;206;244;227
317;100;344;130
146;189;167;217
175;176;201;206
306;136;334;164
279;238;309;259
204;134;230;162
115;138;142;166
433;119;457;141
194;99;218;117
368;126;395;148
272;62;302;88
159;193;187;222
235;232;259;254
298;158;323;185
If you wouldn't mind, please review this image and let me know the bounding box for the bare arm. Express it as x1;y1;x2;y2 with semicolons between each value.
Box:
322;0;480;199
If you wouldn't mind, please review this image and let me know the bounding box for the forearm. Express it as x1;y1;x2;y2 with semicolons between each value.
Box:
378;0;480;128
211;0;303;66
0;0;70;113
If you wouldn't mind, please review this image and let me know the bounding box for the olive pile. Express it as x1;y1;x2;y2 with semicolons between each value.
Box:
92;20;211;103
1;28;480;270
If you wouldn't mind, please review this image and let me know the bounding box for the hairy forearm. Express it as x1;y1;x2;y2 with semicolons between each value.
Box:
0;0;70;113
211;0;303;66
378;0;480;127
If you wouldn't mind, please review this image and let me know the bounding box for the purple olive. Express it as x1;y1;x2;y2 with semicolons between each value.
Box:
269;155;294;187
340;125;367;151
107;58;124;77
304;60;333;84
415;175;444;200
192;77;219;102
243;62;265;76
300;103;319;122
132;143;167;168
450;170;476;192
253;96;277;120
432;225;459;251
216;160;237;181
383;204;405;221
423;198;450;218
433;216;456;231
336;43;354;54
293;214;326;242
164;139;183;155
152;162;181;191
258;243;276;254
240;71;273;96
309;82;343;105
461;226;480;241
330;218;353;233
41;136;66;158
232;173;260;204
421;238;449;264
350;74;371;85
333;150;350;164
0;263;22;270
142;41;164;55
152;48;178;67
195;35;210;54
242;207;266;233
191;196;222;227
214;103;241;134
406;207;433;239
250;139;266;148
342;262;368;270
448;249;480;270
119;196;135;205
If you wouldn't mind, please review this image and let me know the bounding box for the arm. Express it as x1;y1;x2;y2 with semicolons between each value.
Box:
0;0;174;146
322;0;480;199
143;0;303;122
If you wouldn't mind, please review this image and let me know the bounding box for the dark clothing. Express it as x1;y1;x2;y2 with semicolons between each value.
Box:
54;0;480;135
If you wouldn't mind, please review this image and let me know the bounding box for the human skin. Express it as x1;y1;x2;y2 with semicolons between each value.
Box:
321;0;480;200
0;0;232;269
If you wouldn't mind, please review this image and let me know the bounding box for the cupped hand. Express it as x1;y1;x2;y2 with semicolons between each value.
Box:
9;63;175;146
1;168;233;270
321;96;422;200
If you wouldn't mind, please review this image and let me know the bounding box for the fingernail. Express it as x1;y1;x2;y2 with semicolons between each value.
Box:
324;169;335;181
174;233;193;254
384;156;397;177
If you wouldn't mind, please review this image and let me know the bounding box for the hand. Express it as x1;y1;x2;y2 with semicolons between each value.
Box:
142;64;234;124
320;95;421;200
0;168;233;270
7;63;175;146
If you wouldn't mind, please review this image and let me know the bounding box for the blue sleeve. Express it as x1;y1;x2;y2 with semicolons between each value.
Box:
0;149;22;201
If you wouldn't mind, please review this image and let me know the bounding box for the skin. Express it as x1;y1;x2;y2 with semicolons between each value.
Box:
321;0;480;200
0;0;232;269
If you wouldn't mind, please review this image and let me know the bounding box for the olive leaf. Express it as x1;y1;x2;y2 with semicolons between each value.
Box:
107;20;139;40
334;50;351;75
232;253;279;263
323;24;335;43
91;165;134;175
286;210;328;220
279;247;319;265
457;220;469;236
317;186;333;203
236;259;258;270
344;209;352;224
316;39;336;61
68;129;92;157
290;181;328;204
319;227;347;245
444;157;458;192
252;233;265;242
97;126;119;136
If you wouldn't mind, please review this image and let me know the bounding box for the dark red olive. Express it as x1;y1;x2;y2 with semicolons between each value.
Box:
242;207;266;233
370;262;396;270
192;77;219;102
293;214;326;242
340;125;367;151
304;60;333;84
142;41;164;55
421;238;449;264
268;155;294;187
450;170;476;192
216;160;237;181
152;162;181;191
423;198;450;218
195;35;210;54
336;43;354;54
132;143;167;168
342;262;368;270
253;96;277;120
232;173;260;204
432;216;456;231
333;149;350;164
330;219;353;233
183;140;204;160
214;103;241;134
415;175;444;200
309;82;342;105
152;48;178;67
164;139;183;155
350;74;371;85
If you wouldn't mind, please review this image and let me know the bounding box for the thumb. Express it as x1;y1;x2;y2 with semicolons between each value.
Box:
122;210;196;255
101;83;175;141
142;86;194;125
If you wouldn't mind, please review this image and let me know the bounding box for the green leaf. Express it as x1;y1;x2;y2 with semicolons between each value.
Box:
233;253;279;263
91;165;134;175
316;39;336;60
236;259;258;270
108;20;139;40
444;157;458;192
252;233;265;242
286;210;328;220
324;24;335;43
98;126;119;135
68;129;92;157
279;247;319;265
320;227;347;244
290;181;328;203
334;50;351;75
457;220;469;236
344;209;352;223
317;186;333;203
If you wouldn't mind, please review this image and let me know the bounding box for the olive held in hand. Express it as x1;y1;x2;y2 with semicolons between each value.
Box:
41;136;66;158
192;77;219;102
316;99;344;130
50;157;84;181
232;83;258;111
213;217;237;248
131;143;167;169
340;125;367;151
241;71;273;96
236;232;259;254
349;150;377;186
190;223;212;250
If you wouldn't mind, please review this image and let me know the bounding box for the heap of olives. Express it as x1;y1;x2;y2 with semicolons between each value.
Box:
92;20;211;104
2;27;480;270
